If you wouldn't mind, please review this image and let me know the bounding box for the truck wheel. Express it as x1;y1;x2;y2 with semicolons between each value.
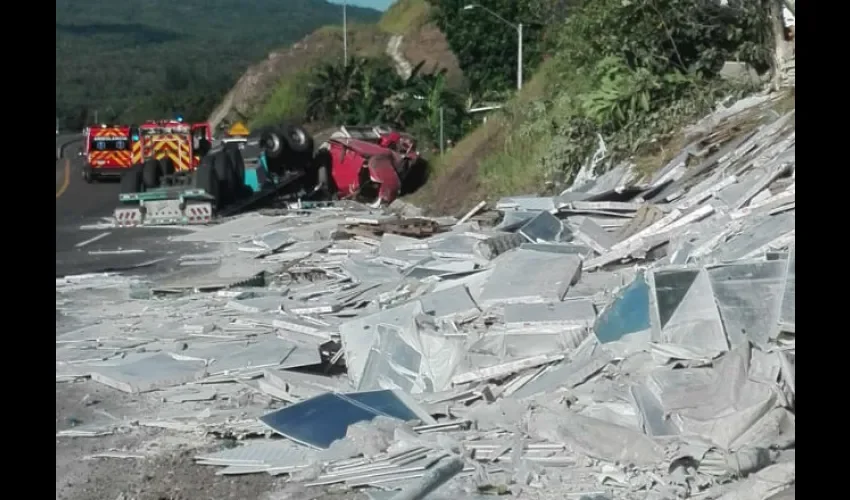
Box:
259;127;286;159
142;158;161;189
82;166;94;184
282;124;313;154
195;158;220;205
120;165;144;194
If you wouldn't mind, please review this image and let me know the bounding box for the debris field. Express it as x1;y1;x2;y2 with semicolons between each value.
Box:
56;92;795;500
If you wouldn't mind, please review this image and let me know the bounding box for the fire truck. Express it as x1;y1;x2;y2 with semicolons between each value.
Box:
82;124;134;183
123;118;213;191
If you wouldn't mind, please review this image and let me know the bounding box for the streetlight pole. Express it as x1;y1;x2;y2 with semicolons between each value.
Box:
463;4;523;91
343;0;348;65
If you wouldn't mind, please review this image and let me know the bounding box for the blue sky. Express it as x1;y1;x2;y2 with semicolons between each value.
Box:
327;0;395;12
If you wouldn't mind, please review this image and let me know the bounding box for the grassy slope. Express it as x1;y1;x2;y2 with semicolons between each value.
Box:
243;0;462;128
55;0;381;121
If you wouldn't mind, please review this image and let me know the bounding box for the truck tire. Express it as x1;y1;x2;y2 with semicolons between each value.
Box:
120;165;144;194
282;124;313;154
223;143;245;185
158;157;175;178
195;158;220;205
142;158;161;189
223;144;246;200
82;166;94;184
259;127;286;159
212;150;235;203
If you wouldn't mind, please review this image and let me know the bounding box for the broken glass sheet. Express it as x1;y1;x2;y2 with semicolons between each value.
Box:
572;217;617;253
649;267;727;353
512;347;612;399
519;242;593;258
629;383;678;437
494;210;540;232
504;299;596;328
430;234;479;259
89;353;206;394
259;389;432;449
778;246;795;333
359;323;426;393
172;213;282;243
707;260;786;347
712;211;795;262
252;229;296;252
419;285;480;321
342;257;402;284
495;196;556;212
478;250;582;306
345;390;434;425
594;273;651;344
339;300;423;389
519;211;567;243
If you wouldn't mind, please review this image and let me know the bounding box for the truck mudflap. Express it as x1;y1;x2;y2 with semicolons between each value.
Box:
113;200;214;227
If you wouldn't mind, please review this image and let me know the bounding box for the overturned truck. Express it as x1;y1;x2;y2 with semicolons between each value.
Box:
113;124;425;227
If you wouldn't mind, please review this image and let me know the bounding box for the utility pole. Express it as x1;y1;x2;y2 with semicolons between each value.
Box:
439;107;445;155
517;23;523;91
343;0;348;65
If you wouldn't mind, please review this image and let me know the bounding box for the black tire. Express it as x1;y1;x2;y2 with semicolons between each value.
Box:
120;164;144;194
281;124;313;154
142;158;161;189
194;158;220;205
223;143;245;186
212;150;235;203
223;144;247;200
82;166;94;184
158;157;175;178
259;127;286;159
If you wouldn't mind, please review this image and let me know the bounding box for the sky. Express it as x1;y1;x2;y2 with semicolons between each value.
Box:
327;0;395;12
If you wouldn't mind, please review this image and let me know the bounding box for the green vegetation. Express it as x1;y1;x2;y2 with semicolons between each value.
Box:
55;0;381;129
414;0;779;213
305;57;470;150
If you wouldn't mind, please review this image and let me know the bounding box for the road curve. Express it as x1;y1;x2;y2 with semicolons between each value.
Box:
55;152;201;278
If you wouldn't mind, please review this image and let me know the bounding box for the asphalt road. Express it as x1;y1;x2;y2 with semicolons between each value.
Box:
55;153;201;278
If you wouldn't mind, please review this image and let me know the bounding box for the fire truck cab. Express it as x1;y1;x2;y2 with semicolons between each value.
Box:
82;124;133;183
129;118;212;189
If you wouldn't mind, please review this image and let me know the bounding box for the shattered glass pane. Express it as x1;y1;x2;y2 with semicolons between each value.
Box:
653;269;699;329
259;393;381;449
594;273;650;344
707;260;786;347
358;324;424;393
779;246;795;332
342;390;420;422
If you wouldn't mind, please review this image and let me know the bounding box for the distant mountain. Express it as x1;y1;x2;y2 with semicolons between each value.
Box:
55;0;381;127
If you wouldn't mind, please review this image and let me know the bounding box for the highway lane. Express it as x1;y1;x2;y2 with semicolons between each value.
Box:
55;153;204;278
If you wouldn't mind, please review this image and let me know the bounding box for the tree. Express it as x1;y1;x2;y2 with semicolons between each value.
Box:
429;0;546;96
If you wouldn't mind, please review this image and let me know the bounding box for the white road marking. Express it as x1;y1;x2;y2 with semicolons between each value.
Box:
75;232;111;248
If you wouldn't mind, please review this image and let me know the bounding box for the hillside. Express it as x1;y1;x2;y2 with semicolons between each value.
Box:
209;0;793;219
55;0;381;128
210;0;463;130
